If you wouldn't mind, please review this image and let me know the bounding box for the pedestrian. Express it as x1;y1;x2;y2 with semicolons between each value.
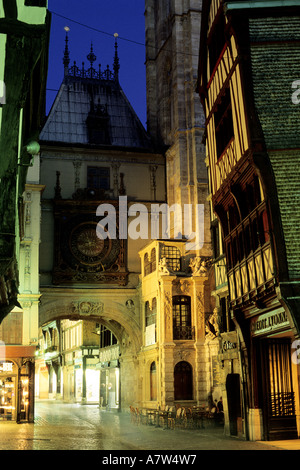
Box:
217;397;223;413
216;397;224;425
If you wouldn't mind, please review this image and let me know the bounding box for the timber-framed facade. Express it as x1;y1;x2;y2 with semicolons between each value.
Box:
198;0;300;440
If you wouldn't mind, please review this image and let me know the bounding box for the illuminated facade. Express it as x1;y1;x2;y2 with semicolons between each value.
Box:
35;34;166;408
198;0;300;440
142;0;218;409
35;0;220;412
0;1;49;422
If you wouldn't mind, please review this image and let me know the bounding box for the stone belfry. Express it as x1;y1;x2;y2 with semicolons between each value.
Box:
145;0;211;256
142;1;217;409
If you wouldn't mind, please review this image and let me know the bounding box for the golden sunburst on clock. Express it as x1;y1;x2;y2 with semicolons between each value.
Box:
70;222;110;265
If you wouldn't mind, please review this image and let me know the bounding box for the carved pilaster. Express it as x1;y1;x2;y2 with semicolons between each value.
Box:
159;276;176;343
149;164;158;201
111;162;120;197
191;276;207;342
73;161;82;191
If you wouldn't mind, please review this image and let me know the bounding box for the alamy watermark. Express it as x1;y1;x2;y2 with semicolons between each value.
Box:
0;80;5;105
96;196;204;251
291;80;300;105
292;340;300;365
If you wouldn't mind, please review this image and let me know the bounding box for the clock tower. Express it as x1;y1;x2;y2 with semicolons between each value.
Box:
38;35;165;407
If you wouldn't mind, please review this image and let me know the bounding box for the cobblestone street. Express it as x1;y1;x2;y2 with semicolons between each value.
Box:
0;400;299;454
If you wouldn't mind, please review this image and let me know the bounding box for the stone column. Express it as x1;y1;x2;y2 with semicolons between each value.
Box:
192;275;208;404
159;275;176;406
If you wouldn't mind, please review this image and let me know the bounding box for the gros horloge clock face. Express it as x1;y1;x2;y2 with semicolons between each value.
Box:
53;204;127;285
69;222;112;266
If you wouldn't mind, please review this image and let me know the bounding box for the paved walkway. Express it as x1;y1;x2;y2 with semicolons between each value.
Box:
0;400;299;452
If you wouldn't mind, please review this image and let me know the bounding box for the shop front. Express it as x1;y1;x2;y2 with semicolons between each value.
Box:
98;363;119;409
250;307;300;440
0;360;17;421
63;349;100;404
74;362;100;403
0;346;36;422
98;344;120;410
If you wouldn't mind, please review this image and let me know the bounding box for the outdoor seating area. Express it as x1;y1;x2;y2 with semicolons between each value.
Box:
129;404;224;430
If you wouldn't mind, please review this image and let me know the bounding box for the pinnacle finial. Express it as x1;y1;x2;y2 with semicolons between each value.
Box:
113;33;120;83
87;42;97;68
63;26;70;75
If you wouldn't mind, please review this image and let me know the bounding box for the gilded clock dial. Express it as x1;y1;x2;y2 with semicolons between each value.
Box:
70;223;109;265
76;227;104;257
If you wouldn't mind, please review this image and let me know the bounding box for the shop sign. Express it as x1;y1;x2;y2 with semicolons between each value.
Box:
251;309;289;336
222;340;237;353
0;361;14;373
99;345;120;363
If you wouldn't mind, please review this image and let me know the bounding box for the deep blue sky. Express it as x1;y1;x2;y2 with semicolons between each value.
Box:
46;0;147;126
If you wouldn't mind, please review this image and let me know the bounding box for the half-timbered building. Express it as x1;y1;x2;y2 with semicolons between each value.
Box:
198;0;300;440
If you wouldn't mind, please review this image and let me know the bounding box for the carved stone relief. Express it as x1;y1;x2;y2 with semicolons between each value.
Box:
71;300;104;316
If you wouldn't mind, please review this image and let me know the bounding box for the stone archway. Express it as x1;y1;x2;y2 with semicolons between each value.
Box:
38;287;143;408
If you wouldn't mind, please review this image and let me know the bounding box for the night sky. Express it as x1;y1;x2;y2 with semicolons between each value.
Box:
46;0;147;126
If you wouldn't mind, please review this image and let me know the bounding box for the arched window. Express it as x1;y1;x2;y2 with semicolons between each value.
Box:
151;298;157;316
150;361;157;401
172;296;193;340
144;253;150;276
150;248;156;272
144;249;156;276
145;298;157;327
174;361;193;401
145;301;152;326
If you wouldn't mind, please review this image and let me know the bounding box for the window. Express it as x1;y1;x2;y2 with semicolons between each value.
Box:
208;12;226;77
161;245;181;272
150;248;156;271
144;253;150;276
211;219;220;259
62;322;82;351
87;167;110;191
144;248;156;276
172;296;193;340
145;299;157;327
214;87;234;159
99;325;117;349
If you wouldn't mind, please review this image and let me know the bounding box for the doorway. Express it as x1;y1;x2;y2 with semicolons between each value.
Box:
226;373;242;436
259;338;298;440
174;361;193;401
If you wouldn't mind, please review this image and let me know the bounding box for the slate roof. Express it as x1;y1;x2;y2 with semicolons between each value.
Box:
40;39;153;150
249;16;300;150
248;16;300;279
